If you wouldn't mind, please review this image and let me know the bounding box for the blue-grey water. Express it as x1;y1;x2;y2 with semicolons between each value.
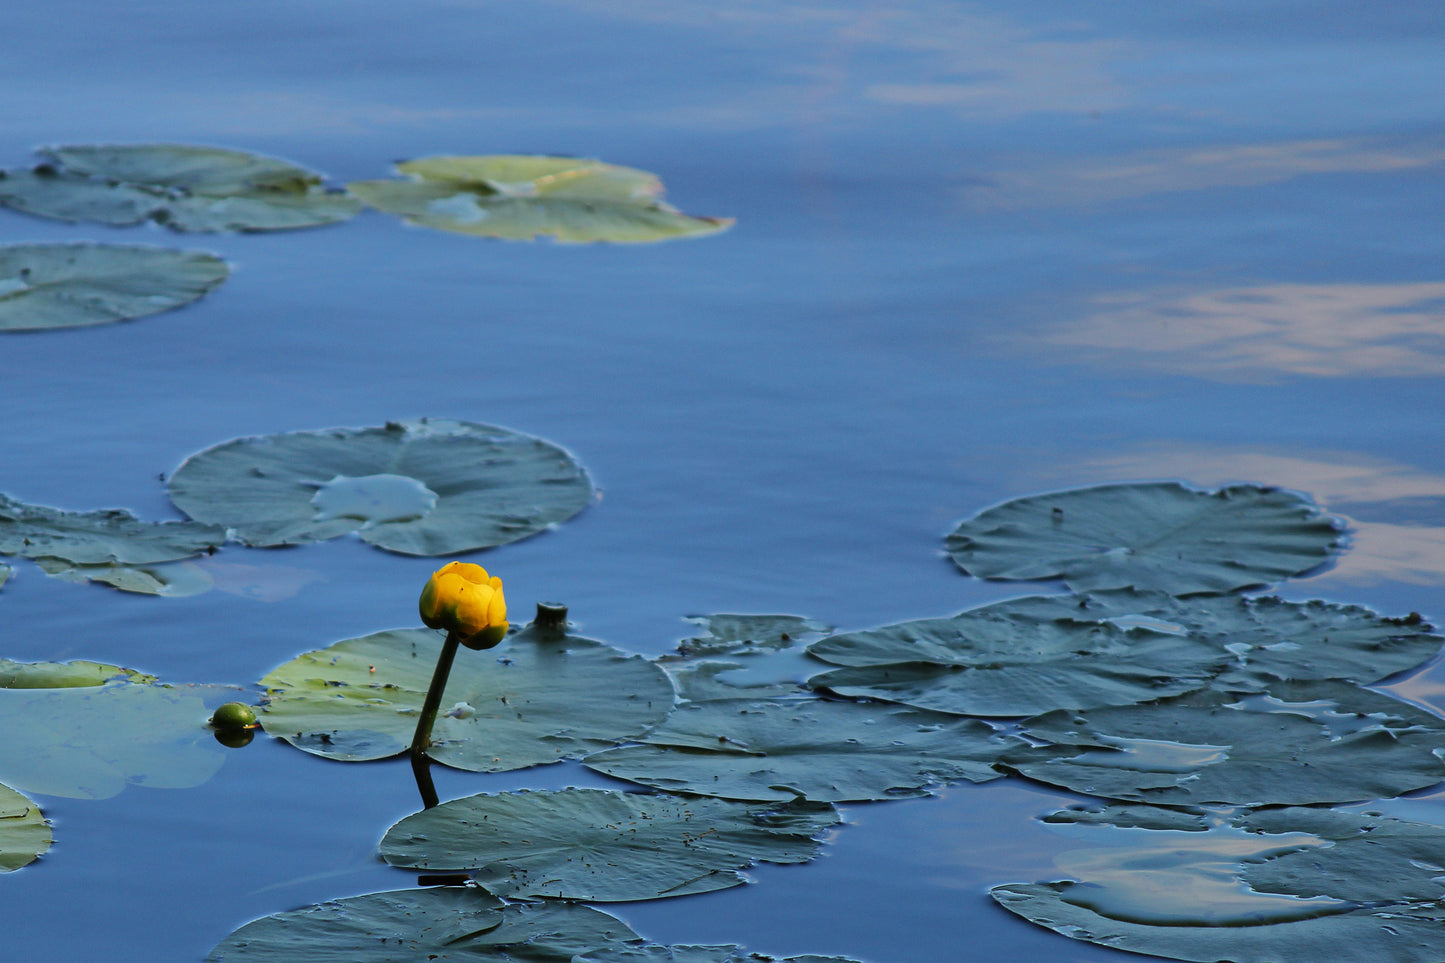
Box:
3;2;1445;960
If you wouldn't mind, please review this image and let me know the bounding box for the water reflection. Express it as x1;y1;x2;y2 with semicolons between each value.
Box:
1047;281;1445;380
1055;448;1445;587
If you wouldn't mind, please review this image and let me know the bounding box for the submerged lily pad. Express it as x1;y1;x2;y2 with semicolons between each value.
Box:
577;947;862;963
945;482;1344;595
0;782;51;872
0;144;361;232
379;789;839;900
806;594;1227;717
0;492;225;595
0;242;229;332
259;622;673;770
675;614;832;657
0;677;228;799
348;155;733;243
584;697;1021;802
207;887;639;962
1004;681;1445;806
167;419;592;555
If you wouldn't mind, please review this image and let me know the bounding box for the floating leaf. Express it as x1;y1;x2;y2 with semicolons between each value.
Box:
807;594;1226;716
578;947;862;963
0;677;228;799
1064;588;1442;688
348;155;732;243
0;144;361;232
1040;802;1210;833
585;697;1020;802
207;887;640;962
0;782;50;872
0;657;154;688
675;614;832;658
167;419;592;555
0;242;228;332
1004;681;1445;806
945;482;1344;595
379;789;839;900
259;623;673;770
32;556;215;597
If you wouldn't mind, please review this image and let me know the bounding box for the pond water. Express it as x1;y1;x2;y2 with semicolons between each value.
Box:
3;1;1445;960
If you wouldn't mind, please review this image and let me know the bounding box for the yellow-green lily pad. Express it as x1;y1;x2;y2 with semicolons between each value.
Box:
0;782;50;872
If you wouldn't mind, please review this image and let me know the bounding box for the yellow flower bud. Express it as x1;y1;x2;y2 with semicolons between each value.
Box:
418;561;509;650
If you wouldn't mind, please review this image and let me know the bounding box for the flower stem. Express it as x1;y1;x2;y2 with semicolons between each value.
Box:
410;629;462;762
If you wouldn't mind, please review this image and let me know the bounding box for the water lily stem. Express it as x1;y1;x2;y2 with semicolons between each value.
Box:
410;629;462;763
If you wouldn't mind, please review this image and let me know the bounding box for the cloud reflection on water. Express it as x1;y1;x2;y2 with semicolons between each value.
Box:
1044;280;1445;381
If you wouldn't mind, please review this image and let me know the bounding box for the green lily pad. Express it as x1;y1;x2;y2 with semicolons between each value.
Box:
578;947;862;963
1004;681;1445;806
585;696;1021;801
167;419;593;555
0;782;51;872
348;155;733;243
0;144;361;232
0;242;229;332
32;556;215;597
0;658;154;688
207;887;640;962
0;677;228;799
806;594;1227;717
0;494;225;578
945;482;1344;596
675;614;832;658
1061;588;1441;689
379;789;839;900
259;622;673;770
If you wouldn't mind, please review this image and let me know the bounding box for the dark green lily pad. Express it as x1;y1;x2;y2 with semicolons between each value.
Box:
379;789;839;900
585;696;1021;801
167;419;592;555
1064;588;1441;688
1240;807;1445;904
0;242;229;332
0;492;224;594
0;782;50;872
1040;802;1210;833
674;614;832;658
991;879;1445;962
578;947;862;963
1004;681;1445;806
0;144;361;232
806;594;1227;717
0;678;228;799
348;155;733;243
945;482;1344;595
259;622;673;771
206;887;640;962
0;657;154;688
656;615;834;704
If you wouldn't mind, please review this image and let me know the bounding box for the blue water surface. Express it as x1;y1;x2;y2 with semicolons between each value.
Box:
3;2;1445;960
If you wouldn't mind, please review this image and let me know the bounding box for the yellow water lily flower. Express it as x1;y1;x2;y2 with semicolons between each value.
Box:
418;561;508;649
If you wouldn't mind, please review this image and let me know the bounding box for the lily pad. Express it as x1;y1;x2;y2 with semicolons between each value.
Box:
378;788;840;900
0;242;229;332
1003;681;1445;806
348;155;733;243
945;482;1344;595
0;144;361;232
0;657;154;688
0;782;51;872
674;614;832;658
207;887;640;962
584;696;1021;802
0;677;228;799
259;622;673;770
806;594;1227;717
166;419;593;555
578;947;862;963
32;556;215;597
1064;588;1442;689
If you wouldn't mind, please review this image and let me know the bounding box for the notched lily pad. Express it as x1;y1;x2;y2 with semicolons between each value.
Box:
0;242;228;332
0;782;51;872
379;788;840;901
945;482;1345;596
0;144;361;232
0;676;229;799
0;492;225;594
1004;681;1445;806
348;155;733;243
585;696;1021;802
807;594;1227;717
207;887;640;962
167;419;593;555
259;622;674;771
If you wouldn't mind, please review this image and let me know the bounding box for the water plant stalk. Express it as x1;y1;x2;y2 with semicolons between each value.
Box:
410;629;462;761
